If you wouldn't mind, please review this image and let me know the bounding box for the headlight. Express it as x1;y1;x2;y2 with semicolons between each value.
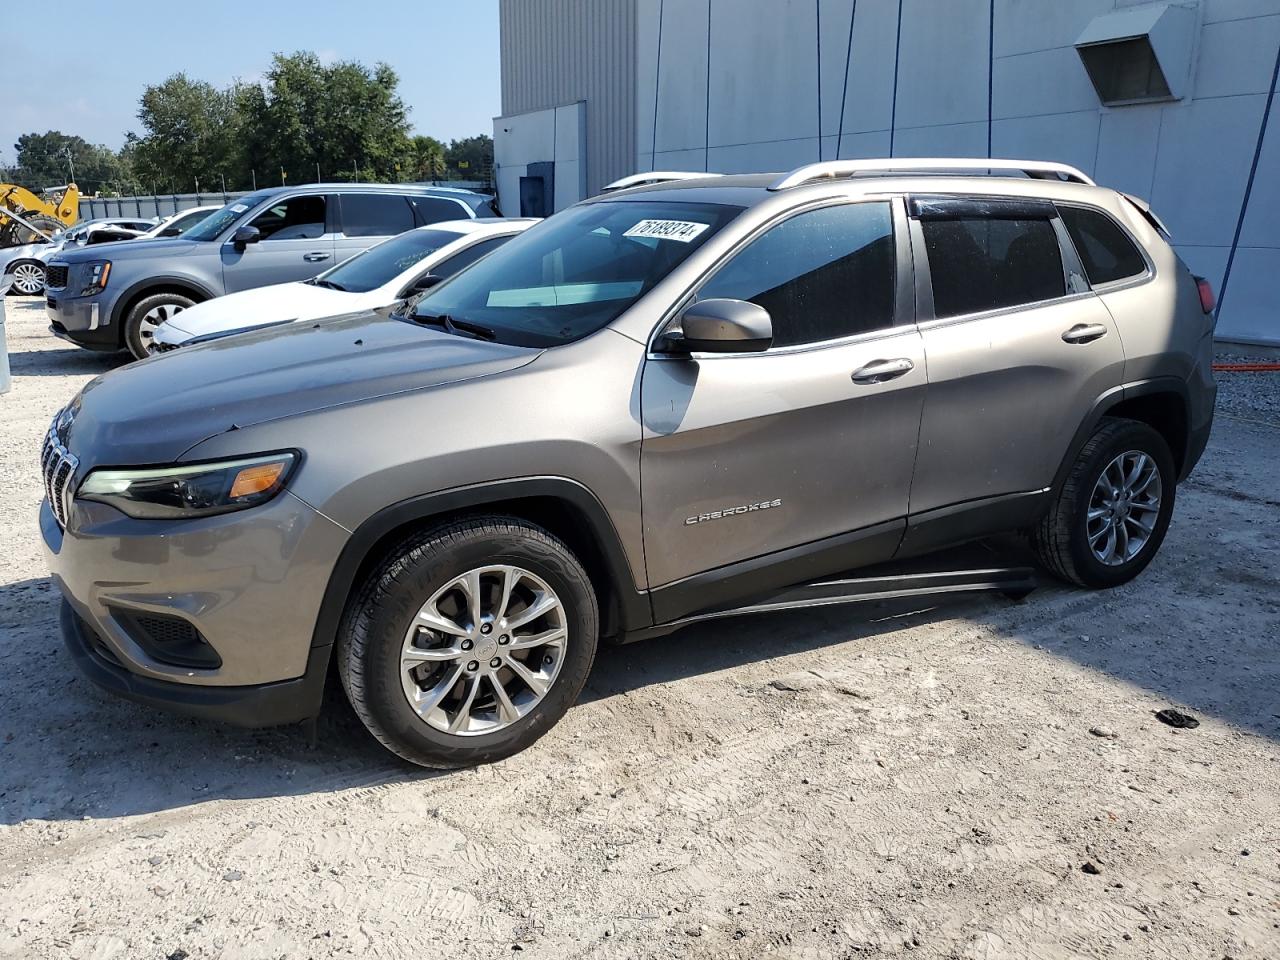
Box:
80;260;111;296
77;452;297;519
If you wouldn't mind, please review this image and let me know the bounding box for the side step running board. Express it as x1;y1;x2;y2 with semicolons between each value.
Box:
621;565;1036;643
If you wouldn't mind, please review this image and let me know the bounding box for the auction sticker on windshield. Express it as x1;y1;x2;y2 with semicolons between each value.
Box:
623;219;710;243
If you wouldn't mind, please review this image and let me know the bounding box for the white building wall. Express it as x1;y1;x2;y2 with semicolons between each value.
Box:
627;0;1280;344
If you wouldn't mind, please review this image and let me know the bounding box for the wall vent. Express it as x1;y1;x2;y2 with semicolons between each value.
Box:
1075;3;1197;105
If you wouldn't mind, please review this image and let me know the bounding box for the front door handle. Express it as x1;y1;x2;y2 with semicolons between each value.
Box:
1062;323;1108;344
851;358;915;384
303;252;331;262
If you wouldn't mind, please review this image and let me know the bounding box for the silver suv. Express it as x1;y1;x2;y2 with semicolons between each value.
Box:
42;158;1217;768
44;183;501;358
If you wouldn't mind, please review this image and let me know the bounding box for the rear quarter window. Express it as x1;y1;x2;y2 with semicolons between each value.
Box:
1058;205;1147;285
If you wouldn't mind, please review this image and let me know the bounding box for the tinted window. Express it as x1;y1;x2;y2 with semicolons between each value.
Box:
922;217;1065;318
432;235;512;279
698;202;895;347
413;201;740;347
183;191;277;241
342;194;415;238
1059;205;1146;285
412;196;469;226
320;228;462;293
250;195;326;241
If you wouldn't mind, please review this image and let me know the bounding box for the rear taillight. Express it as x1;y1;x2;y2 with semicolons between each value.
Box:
1195;276;1215;314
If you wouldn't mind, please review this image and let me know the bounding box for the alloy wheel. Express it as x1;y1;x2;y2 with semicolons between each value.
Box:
10;263;45;295
1086;450;1162;566
139;302;185;353
399;565;568;736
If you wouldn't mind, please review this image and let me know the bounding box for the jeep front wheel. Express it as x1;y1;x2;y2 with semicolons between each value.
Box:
338;517;599;768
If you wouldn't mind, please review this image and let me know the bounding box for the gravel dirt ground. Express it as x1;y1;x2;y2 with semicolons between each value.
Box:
0;297;1277;960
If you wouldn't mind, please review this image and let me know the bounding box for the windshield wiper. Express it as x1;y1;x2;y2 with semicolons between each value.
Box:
414;313;497;342
310;278;347;292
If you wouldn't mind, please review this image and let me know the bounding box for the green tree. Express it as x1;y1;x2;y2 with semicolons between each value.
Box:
444;135;493;182
12;131;130;194
408;135;447;181
245;52;413;185
127;74;247;192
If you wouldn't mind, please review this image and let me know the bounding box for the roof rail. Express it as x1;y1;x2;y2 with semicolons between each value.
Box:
601;171;723;192
768;158;1096;191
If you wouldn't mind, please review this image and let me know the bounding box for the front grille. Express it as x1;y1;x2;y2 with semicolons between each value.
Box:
45;264;68;289
40;424;79;530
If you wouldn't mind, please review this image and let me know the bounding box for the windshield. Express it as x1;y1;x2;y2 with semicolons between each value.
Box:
411;200;741;346
154;208;216;236
319;228;464;293
183;192;275;241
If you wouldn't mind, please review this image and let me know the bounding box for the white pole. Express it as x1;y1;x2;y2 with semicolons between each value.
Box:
0;274;12;395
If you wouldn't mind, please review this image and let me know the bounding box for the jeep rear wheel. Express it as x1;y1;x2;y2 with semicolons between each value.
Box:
124;292;195;359
1031;417;1176;588
338;517;599;768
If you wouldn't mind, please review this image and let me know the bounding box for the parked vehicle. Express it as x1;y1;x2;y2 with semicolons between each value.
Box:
139;205;223;239
42;159;1216;769
151;218;537;353
44;183;502;358
4;218;162;296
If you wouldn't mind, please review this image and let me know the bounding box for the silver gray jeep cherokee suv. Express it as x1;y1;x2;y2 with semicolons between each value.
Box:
42;159;1217;768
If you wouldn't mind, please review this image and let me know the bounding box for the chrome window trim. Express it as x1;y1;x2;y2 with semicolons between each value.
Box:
913;289;1099;333
644;194;911;360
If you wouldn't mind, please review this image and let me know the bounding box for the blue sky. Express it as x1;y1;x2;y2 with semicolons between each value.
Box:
0;0;501;165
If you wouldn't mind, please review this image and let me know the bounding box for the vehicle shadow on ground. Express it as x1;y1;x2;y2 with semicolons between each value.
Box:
2;542;1276;825
6;347;128;378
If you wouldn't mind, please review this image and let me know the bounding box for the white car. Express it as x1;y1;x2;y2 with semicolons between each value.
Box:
139;205;223;239
151;218;538;352
3;217;160;295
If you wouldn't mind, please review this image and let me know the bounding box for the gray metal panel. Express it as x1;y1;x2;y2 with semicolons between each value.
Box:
499;0;637;195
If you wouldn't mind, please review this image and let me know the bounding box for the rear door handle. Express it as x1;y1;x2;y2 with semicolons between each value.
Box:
851;358;915;384
303;252;331;262
1062;323;1108;344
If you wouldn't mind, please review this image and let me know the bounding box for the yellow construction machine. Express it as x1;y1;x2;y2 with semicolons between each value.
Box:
0;182;80;247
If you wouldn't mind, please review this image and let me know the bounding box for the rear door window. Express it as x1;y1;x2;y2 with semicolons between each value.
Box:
920;215;1066;319
697;201;897;348
1058;205;1147;285
341;194;416;238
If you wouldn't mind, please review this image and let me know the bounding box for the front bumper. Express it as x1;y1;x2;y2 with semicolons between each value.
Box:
43;485;350;725
46;289;119;350
60;600;331;727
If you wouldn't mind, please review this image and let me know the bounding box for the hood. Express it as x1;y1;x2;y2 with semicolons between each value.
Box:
160;281;371;341
54;237;203;264
65;311;540;465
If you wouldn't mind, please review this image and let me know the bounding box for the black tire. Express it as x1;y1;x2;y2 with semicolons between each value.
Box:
123;292;195;359
338;516;599;768
1031;417;1176;588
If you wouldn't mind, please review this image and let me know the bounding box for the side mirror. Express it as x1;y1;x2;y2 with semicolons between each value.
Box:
158;226;181;238
408;273;444;294
232;225;261;251
661;298;773;354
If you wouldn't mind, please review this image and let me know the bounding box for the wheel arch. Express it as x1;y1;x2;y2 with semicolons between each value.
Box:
1052;378;1193;495
310;478;651;657
110;276;217;339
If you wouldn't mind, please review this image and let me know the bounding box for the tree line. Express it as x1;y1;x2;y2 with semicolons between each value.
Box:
2;52;493;197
